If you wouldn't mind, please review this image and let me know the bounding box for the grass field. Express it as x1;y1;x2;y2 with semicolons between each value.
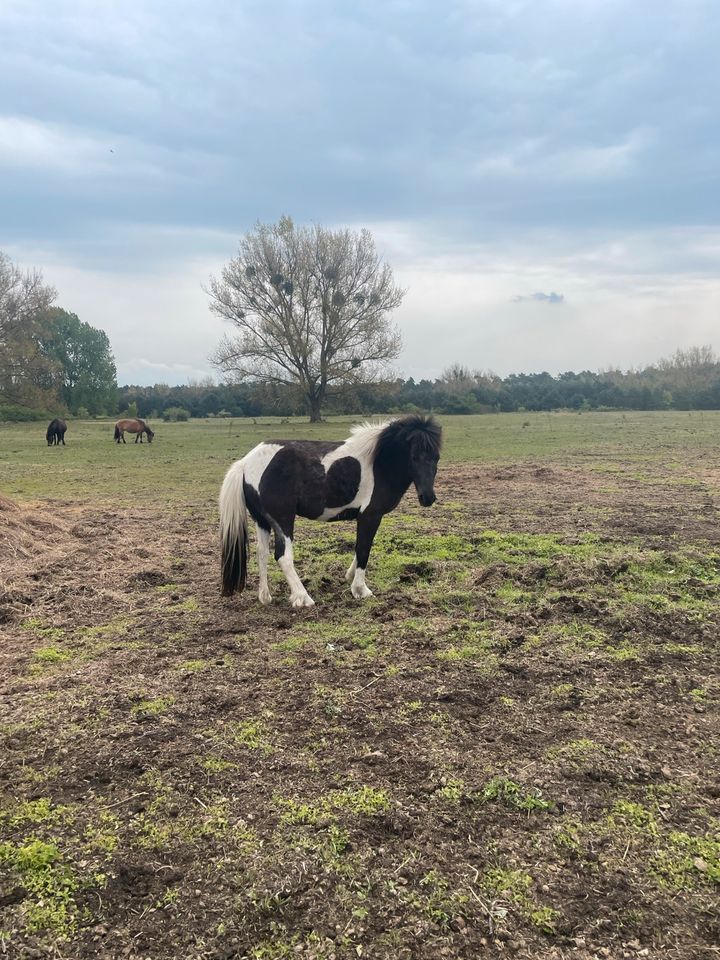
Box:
1;412;719;960
2;410;720;502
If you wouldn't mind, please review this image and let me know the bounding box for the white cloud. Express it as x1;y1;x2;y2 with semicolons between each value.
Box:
471;129;651;181
7;219;720;384
122;358;215;384
10;247;227;386
0;116;125;175
387;223;720;378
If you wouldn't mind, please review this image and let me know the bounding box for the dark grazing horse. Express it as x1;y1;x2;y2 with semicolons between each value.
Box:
114;418;155;444
219;414;442;608
46;419;67;446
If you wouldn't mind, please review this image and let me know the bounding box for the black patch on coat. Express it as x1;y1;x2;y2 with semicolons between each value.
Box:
256;443;362;525
260;446;326;524
327;507;361;522
267;439;343;457
325;456;361;508
244;481;271;531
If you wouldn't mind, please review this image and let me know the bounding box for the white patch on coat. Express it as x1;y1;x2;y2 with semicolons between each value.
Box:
241;442;283;492
318;421;391;521
347;420;392;460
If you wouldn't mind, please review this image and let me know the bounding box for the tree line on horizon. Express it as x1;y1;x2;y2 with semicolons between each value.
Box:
4;231;720;424
112;347;720;420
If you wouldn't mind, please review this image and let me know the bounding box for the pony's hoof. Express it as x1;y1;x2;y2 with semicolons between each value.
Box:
351;584;374;600
290;593;315;609
258;589;273;606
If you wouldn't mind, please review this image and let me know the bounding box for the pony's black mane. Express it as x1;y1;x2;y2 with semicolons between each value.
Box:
375;415;442;461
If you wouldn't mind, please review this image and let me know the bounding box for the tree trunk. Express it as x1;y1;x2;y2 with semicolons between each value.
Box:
308;393;323;422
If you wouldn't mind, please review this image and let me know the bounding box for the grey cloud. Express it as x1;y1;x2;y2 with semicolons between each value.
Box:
2;0;719;254
1;0;720;382
512;292;565;304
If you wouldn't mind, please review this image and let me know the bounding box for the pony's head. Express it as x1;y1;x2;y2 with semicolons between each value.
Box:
376;415;442;507
146;427;155;443
408;417;441;506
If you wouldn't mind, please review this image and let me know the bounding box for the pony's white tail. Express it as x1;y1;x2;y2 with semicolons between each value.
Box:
219;460;248;596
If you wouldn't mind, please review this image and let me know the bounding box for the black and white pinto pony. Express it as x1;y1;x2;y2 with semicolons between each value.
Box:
219;415;442;608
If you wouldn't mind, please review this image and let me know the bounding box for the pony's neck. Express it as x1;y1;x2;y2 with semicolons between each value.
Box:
374;438;413;501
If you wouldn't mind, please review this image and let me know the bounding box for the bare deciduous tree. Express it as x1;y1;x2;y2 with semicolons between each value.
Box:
439;363;501;395
0;252;57;408
208;217;404;421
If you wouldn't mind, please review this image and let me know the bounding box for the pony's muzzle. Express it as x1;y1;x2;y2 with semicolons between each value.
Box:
418;491;437;507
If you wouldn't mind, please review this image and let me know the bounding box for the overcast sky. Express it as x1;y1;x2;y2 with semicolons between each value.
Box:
2;0;719;385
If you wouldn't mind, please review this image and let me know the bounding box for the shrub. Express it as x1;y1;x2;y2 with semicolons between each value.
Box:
0;405;48;422
162;406;190;422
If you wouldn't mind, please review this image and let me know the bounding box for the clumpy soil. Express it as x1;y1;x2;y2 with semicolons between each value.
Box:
1;463;719;960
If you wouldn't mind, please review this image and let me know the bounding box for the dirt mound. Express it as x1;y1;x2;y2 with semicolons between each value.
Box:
0;495;70;562
0;496;75;625
0;499;182;632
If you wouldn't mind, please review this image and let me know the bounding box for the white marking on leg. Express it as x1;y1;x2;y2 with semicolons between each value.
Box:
256;526;272;605
277;539;315;608
351;566;373;600
345;556;357;583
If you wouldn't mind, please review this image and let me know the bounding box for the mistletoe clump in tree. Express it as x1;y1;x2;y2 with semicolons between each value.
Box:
208;217;404;421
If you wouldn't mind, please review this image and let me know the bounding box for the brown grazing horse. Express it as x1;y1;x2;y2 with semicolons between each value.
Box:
114;418;155;444
46;419;67;446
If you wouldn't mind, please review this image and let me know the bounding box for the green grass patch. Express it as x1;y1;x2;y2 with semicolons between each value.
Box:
130;695;176;718
0;840;89;937
483;867;559;933
231;719;274;754
479;777;552;813
32;645;73;665
180;659;209;672
276;785;391;826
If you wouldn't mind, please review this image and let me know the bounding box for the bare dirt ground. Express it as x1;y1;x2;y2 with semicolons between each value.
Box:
1;464;719;960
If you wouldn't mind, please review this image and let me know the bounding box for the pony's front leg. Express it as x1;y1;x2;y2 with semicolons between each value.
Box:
256;525;272;605
275;526;314;609
349;513;382;599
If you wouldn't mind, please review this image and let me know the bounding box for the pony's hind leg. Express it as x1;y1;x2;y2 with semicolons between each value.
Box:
274;527;314;609
256;525;272;605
